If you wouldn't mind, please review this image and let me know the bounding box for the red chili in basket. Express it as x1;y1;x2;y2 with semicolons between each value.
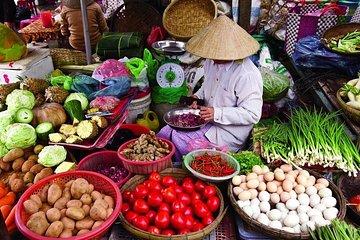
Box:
190;153;236;177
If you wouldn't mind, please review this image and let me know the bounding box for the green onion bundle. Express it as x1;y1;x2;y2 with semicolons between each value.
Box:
262;109;360;176
309;219;360;240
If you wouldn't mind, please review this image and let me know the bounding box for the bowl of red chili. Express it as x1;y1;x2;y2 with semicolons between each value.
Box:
184;149;240;182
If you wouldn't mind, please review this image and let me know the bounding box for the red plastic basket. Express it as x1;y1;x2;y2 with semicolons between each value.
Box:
77;150;132;187
119;123;150;136
15;171;122;240
117;138;175;175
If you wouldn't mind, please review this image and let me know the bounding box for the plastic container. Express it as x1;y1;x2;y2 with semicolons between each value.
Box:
235;215;275;240
77;150;131;187
40;11;53;28
126;92;151;123
117;138;175;174
15;170;122;240
183;149;240;182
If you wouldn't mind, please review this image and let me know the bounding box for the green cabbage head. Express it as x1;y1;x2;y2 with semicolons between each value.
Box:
38;145;67;167
1;123;37;149
0;110;14;133
0;142;9;157
6;89;35;111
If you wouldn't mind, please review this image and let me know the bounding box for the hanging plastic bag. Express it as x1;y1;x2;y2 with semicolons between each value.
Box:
92;59;131;81
125;57;150;92
146;26;166;47
188;139;228;152
143;48;159;82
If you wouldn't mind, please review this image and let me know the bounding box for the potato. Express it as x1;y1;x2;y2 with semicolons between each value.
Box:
34;144;44;154
87;184;94;194
21;159;36;173
80;194;92;205
34;168;53;183
66;207;86;220
92;220;104;230
71;178;89;199
39;185;50;202
75;216;94;230
10;178;25;193
48;183;62;205
0;159;11;171
60;209;67;218
94;199;108;209
54;197;68;210
82;205;90;216
65;180;74;188
23;172;34;184
90;205;107;221
61;217;75;230
23;199;40;214
104;196;114;209
26;211;49;235
45;221;64;237
46;208;61;222
67;200;82;208
26;182;33;188
59;228;73;238
62;187;71;200
27;154;39;162
77;229;89;236
12;157;25;171
30;195;42;209
106;208;113;218
3;148;24;162
91;191;102;202
30;164;44;174
40;203;52;213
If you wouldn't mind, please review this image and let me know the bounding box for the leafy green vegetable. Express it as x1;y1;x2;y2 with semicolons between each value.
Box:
0;142;9;158
260;67;290;102
329;30;360;53
5;89;35;111
38;145;67;167
0;110;14;133
309;219;360;240
1;123;36;149
65;93;89;111
228;151;264;174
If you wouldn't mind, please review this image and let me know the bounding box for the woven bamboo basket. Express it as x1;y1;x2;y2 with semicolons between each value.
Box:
163;0;217;40
228;169;346;240
337;174;360;225
50;48;92;68
119;168;227;240
336;89;360;124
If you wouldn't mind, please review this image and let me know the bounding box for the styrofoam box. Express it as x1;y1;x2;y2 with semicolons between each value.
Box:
0;48;54;84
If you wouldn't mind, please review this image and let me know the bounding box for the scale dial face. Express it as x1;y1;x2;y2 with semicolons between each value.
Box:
156;63;185;88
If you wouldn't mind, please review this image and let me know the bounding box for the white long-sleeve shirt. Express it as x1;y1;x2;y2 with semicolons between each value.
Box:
194;58;263;151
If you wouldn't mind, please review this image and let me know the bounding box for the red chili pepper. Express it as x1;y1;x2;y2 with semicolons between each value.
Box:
191;154;235;177
349;194;360;204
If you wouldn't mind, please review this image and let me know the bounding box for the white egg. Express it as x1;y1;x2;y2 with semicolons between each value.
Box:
286;199;300;210
300;223;309;233
323;207;338;221
309;194;321;207
305;186;317;196
298;193;310;206
280;212;288;222
311;215;326;226
321;196;337;208
282;227;295;233
289;190;297;199
288;210;297;215
260;201;271;213
252;165;263;175
293;224;301;233
237;200;250;208
251;204;261;218
313;204;327;213
284;214;300;227
307;208;322;218
276;203;288;212
251;198;260;206
299;213;309;224
268;209;282;221
243;205;253;217
258;191;270;202
257;213;270;225
233;186;243;196
318;188;332;198
269;220;282;229
270;193;280;204
297;205;310;214
305;221;316;231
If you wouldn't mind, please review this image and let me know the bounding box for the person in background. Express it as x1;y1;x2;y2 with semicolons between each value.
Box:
102;0;124;21
60;0;109;51
0;0;16;29
157;15;263;160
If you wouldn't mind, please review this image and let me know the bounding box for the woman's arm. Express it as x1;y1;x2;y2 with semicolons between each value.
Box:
97;5;109;33
60;12;70;37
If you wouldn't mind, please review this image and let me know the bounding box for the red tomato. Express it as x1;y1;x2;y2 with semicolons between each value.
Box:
155;211;170;229
184;215;195;229
181;181;195;195
171;212;186;230
206;196;220;212
121;202;131;215
132;215;149;231
142;180;151;188
147;192;163;207
162;176;177;187
134;184;149;199
162;187;177;203
192;222;204;232
182;177;194;184
158;203;171;213
191;192;202;205
125;211;138;223
177;192;191;206
148;180;162;192
183;206;193;216
202;215;214;227
149;172;161;182
161;229;175;236
193;202;210;218
129;193;137;205
194;180;206;193
171;200;186;213
147;226;161;234
178;228;191;234
123;190;132;202
170;184;183;194
133;199;149;214
203;185;217;199
146;210;157;224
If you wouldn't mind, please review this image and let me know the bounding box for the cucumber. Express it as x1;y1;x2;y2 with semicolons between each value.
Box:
15;107;33;123
35;122;54;141
64;100;85;124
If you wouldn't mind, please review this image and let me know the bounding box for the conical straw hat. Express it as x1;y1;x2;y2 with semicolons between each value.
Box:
186;15;260;60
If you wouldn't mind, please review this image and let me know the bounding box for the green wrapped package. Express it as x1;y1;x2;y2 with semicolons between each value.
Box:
0;23;28;62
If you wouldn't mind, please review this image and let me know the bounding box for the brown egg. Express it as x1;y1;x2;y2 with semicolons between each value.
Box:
257;182;267;191
273;180;282;187
240;175;247;183
314;183;326;191
276;186;284;195
305;176;316;187
264;172;274;182
280;192;291;203
248;189;258;200
288;170;299;178
296;175;307;186
238;191;251;201
282;179;293;192
267;182;277;193
247;173;258;181
257;175;264;182
270;193;280;204
316;178;329;187
294;184;305;194
240;183;248;190
252;165;263;175
247;179;260;189
285;174;295;182
280;164;293;173
299;170;310;177
274;170;285;181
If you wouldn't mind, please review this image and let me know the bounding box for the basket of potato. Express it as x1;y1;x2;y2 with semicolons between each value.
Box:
14;170;122;239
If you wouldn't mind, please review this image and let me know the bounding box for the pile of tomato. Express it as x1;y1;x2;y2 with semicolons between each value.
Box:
121;172;221;235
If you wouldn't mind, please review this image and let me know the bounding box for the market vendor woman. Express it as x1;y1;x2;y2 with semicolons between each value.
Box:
158;15;263;160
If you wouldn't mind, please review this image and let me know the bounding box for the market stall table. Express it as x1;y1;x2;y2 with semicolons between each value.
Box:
18;19;61;44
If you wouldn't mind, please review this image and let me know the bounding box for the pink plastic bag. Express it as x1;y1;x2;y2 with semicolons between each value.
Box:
146;26;166;47
188;139;228;152
92;59;131;81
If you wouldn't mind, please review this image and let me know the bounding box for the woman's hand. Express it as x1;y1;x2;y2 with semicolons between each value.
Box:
199;106;214;121
189;95;199;109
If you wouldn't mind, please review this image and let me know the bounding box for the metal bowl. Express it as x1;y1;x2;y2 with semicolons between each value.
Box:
152;40;186;56
163;107;208;131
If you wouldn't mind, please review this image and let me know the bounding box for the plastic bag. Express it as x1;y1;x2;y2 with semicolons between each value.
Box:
123;57;150;92
188;139;228;152
146;26;166;47
92;59;131;81
143;48;159;82
292;35;360;77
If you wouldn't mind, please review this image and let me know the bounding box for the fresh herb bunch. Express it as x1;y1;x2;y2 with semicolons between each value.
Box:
309;219;360;240
228;151;264;174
